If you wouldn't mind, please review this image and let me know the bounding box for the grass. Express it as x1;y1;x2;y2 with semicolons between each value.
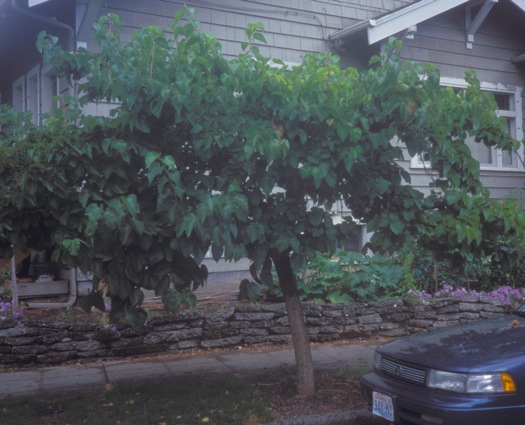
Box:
0;376;273;425
336;365;373;380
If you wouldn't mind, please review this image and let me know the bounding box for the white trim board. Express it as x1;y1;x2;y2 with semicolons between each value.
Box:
330;0;469;44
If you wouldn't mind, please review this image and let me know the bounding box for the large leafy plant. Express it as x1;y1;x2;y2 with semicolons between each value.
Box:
298;250;403;303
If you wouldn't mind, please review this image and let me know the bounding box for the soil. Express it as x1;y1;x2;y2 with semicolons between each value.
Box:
246;367;376;423
15;300;382;424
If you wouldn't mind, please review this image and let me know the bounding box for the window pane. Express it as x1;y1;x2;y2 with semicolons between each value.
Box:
493;93;513;111
502;150;516;167
13;77;25;111
502;118;518;168
27;72;39;124
465;135;493;165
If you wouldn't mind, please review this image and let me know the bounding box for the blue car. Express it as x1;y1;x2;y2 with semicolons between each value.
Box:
360;304;525;425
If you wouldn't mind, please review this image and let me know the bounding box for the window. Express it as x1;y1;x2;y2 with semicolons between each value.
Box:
41;66;60;115
26;66;40;125
411;78;523;171
13;75;25;113
11;64;63;125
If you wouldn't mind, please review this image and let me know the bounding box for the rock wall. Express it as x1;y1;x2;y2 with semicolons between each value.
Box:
0;296;512;366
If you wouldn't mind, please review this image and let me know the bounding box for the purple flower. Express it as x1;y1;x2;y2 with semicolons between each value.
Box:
405;284;525;307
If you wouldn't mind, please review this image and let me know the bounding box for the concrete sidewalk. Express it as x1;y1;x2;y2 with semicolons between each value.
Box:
0;341;377;400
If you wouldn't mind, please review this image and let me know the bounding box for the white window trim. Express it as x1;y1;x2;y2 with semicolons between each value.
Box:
41;64;60;115
26;65;41;125
410;77;524;172
13;75;25;112
11;64;66;125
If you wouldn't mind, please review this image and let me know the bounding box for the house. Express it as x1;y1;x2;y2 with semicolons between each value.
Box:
329;0;525;200
1;0;524;297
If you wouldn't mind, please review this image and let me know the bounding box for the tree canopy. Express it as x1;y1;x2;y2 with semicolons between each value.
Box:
1;10;523;395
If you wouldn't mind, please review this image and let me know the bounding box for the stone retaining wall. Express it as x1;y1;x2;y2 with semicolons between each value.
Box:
0;296;512;366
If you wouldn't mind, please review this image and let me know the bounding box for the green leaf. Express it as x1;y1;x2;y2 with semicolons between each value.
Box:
389;220;404;235
123;308;148;327
119;223;132;245
128;287;144;308
78;191;90;209
211;243;223;262
252;32;267;44
62;238;81;255
178;213;197;237
131;218;145;235
377;178;390;195
145;151;160;168
135;114;150;133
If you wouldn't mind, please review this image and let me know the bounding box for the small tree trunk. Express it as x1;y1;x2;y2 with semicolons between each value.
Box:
271;251;315;396
433;261;438;292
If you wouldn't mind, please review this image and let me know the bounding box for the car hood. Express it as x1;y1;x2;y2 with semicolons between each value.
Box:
377;315;525;373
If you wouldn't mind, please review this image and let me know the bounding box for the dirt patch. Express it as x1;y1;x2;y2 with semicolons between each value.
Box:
246;367;370;421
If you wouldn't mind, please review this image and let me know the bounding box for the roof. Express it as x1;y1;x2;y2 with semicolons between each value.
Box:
329;0;469;44
510;0;525;9
0;0;75;84
329;0;525;46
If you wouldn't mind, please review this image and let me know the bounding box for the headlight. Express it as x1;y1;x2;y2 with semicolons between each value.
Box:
373;352;382;371
427;370;516;394
427;370;467;392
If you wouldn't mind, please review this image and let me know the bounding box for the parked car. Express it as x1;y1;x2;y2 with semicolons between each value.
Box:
361;304;525;425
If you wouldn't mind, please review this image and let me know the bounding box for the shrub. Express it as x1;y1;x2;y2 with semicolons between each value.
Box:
297;250;403;303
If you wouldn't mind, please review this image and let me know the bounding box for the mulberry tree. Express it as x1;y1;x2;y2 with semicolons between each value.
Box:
0;11;522;395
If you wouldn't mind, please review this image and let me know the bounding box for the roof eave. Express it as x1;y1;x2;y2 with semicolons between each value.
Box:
509;0;525;12
329;0;470;46
328;20;369;43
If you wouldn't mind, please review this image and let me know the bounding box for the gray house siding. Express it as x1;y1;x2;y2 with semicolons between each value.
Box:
85;0;415;63
391;7;525;200
400;10;524;86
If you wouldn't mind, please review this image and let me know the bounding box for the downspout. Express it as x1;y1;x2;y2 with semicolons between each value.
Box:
11;0;76;51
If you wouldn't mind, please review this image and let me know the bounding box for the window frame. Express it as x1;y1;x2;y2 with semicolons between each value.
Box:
41;65;60;116
410;77;523;172
11;64;64;125
26;65;41;125
12;75;25;113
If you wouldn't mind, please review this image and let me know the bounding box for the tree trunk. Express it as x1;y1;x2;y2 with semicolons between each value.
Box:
271;251;315;396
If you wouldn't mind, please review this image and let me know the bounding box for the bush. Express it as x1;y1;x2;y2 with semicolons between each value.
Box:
474;257;525;291
406;249;525;294
294;247;525;305
297;250;403;303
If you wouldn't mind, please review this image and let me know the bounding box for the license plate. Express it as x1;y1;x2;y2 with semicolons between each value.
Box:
372;391;394;421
